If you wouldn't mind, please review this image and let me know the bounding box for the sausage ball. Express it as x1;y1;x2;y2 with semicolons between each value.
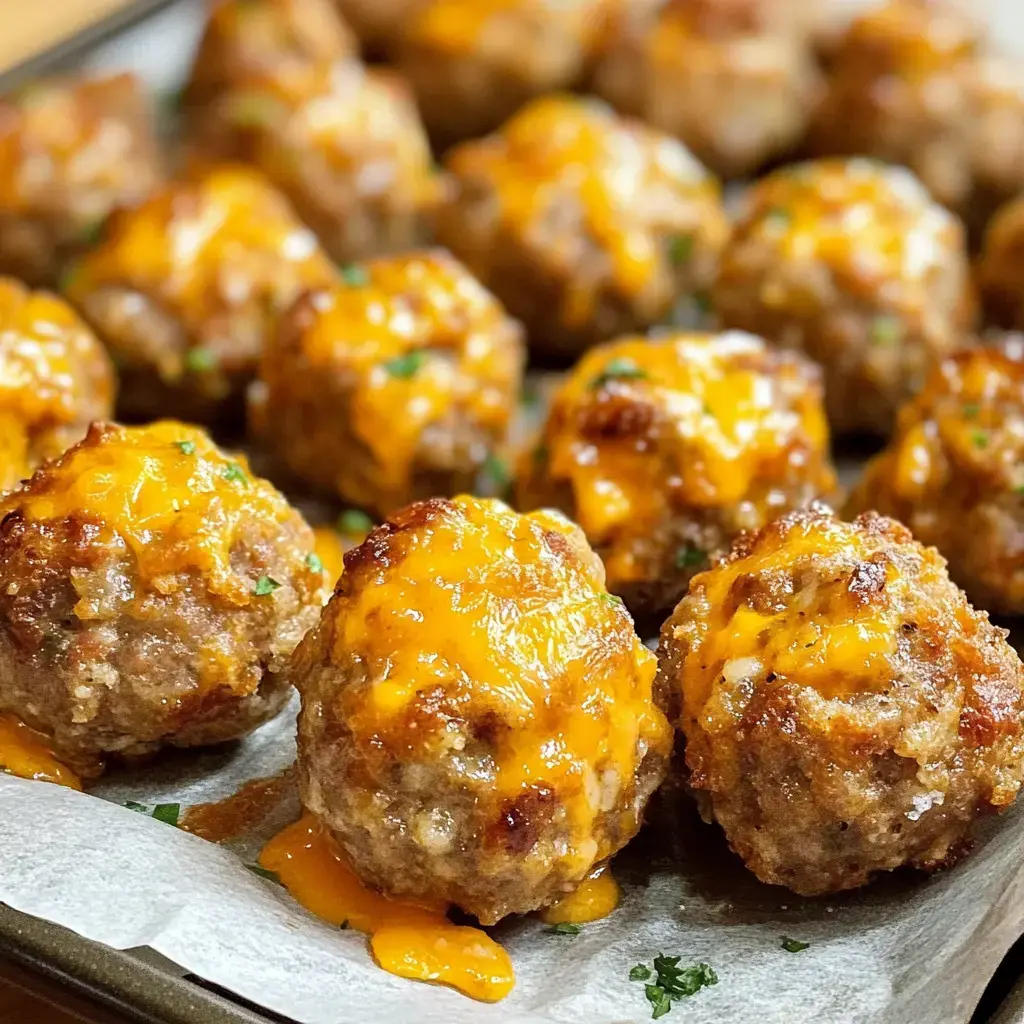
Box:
190;61;439;264
0;278;114;494
977;195;1024;331
0;73;163;287
593;0;822;179
184;0;358;109
517;331;837;622
436;95;730;361
334;0;423;52
63;165;336;425
394;0;611;149
713;159;974;436
250;250;524;516
0;421;324;777
290;495;672;923
656;505;1024;895
846;342;1024;616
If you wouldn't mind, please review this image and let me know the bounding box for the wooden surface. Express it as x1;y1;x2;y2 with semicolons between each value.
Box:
0;957;136;1024
0;0;138;75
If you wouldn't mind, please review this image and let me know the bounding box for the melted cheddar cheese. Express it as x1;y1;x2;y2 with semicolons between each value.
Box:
261;814;514;1001
539;865;620;925
312;527;349;587
0;713;82;789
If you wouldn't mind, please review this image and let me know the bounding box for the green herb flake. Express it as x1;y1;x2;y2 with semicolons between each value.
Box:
77;217;106;247
306;552;324;574
630;964;652;982
533;442;550;466
667;235;694;265
764;206;791;226
246;864;282;885
870;316;902;346
646;984;672;1020
222;463;247;484
174;440;196;455
599;592;625;607
590;358;649;390
254;575;281;596
383;350;427;379
633;954;719;1018
339;263;370;287
337;509;374;537
546;922;581;935
962;402;981;419
185;347;218;373
781;936;810;953
124;801;149;813
693;291;713;316
521;383;542;409
675;546;706;570
226;93;275;127
972;430;989;450
1015;483;1024;495
482;453;510;492
151;803;180;826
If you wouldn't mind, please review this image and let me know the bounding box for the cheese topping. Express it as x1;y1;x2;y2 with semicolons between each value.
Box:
539;865;620;925
0;714;82;790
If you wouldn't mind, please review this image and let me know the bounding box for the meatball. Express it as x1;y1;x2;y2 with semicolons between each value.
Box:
977;195;1024;331
436;95;730;361
713;159;974;436
593;0;822;179
190;61;439;265
394;0;610;149
290;495;672;923
0;73;163;287
0;278;114;493
250;250;524;516
517;331;837;621
334;0;423;52
62;165;336;425
184;0;358;109
0;421;324;777
846;342;1024;616
656;505;1024;895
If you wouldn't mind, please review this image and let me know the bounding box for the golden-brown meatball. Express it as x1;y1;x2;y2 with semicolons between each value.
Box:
656;504;1024;896
395;0;611;149
63;165;336;424
517;331;837;621
977;194;1024;331
290;495;672;924
190;62;439;265
846;342;1024;615
251;250;523;516
0;73;163;287
436;95;730;361
713;159;974;436
593;0;822;179
184;0;358;109
334;0;424;51
0;278;114;493
0;421;324;777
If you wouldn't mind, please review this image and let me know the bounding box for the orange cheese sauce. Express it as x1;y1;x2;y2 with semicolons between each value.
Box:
539;865;620;925
444;95;722;319
260;814;514;1002
6;421;303;604
0;714;82;790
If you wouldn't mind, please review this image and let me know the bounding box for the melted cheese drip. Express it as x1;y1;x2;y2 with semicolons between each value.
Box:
260;815;514;1002
312;527;349;587
539;866;620;925
0;714;81;790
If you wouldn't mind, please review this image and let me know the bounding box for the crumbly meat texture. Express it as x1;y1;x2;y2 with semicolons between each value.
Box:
436;95;730;361
291;496;672;924
713;158;974;436
0;73;163;287
0;421;324;776
516;331;837;622
0;278;114;493
656;505;1024;896
62;166;337;425
593;0;822;178
189;63;439;265
847;341;1024;615
251;250;524;516
977;196;1024;332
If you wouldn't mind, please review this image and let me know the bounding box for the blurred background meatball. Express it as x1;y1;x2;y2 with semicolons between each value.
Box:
394;0;611;149
436;95;730;361
847;342;1024;615
0;278;114;494
190;62;439;265
0;421;324;777
184;0;358;110
656;505;1024;896
713;158;974;436
290;495;671;923
517;331;837;621
334;0;424;53
62;165;336;426
977;194;1024;330
0;73;163;287
250;249;525;516
593;0;822;179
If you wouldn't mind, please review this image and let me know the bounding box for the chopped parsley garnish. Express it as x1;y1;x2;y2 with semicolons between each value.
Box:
533;442;550;466
667;235;694;265
226;93;275;127
764;206;791;226
306;552;324;573
780;936;810;953
631;954;719;1019
647;985;672;1019
590;358;649;390
246;864;282;885
254;575;281;596
1015;483;1024;495
599;592;625;607
337;509;373;536
962;402;981;419
174;440;196;455
630;964;652;981
77;217;106;246
222;463;247;484
546;922;581;935
971;430;989;450
124;801;148;813
482;453;510;492
869;316;902;346
185;347;218;373
383;350;427;379
151;803;180;826
338;263;370;287
521;382;542;409
675;546;706;569
693;291;713;316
